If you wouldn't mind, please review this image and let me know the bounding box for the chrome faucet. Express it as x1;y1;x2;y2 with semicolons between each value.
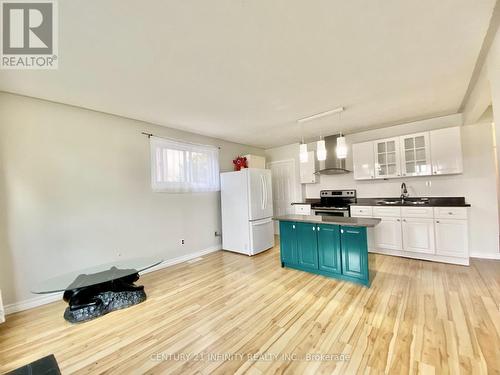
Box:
401;182;409;202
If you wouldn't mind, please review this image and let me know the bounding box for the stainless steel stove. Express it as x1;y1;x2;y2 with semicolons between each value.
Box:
311;190;356;217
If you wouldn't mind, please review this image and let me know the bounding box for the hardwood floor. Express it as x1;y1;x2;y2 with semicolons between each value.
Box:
1;247;499;374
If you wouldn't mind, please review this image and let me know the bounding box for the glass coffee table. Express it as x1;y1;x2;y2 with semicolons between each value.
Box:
32;257;163;323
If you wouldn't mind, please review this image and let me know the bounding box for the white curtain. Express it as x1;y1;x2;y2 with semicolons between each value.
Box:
0;290;5;323
150;136;220;193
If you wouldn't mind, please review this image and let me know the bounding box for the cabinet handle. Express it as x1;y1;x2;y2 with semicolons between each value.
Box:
448;212;453;215
313;227;315;231
403;219;406;222
317;227;320;231
397;219;401;222
436;220;440;224
292;225;295;229
345;230;360;234
341;229;344;233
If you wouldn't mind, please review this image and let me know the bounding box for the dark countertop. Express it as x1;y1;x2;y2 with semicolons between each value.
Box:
290;199;320;206
350;197;471;207
273;215;381;227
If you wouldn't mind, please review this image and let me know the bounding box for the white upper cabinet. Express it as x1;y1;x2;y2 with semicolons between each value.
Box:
352;126;463;180
400;132;431;177
430;127;463;175
300;151;318;184
374;137;401;179
352;142;375;180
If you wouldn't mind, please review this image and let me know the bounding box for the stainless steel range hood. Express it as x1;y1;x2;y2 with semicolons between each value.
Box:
315;134;351;175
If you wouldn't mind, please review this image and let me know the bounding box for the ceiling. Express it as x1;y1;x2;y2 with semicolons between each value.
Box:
0;0;496;148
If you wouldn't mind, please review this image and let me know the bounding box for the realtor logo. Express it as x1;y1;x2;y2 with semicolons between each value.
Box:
1;0;58;69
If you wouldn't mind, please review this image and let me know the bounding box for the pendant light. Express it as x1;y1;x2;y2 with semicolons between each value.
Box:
317;139;327;161
316;132;327;161
300;143;308;163
336;110;347;159
299;123;308;163
336;133;347;159
297;106;344;163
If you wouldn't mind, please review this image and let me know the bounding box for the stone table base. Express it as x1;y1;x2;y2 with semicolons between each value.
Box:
62;270;147;323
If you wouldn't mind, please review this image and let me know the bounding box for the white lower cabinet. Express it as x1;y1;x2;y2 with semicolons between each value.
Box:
402;218;435;254
350;206;373;217
434;218;468;258
293;204;311;215
352;205;469;265
373;217;402;250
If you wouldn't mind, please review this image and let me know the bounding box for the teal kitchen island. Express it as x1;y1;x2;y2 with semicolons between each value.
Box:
274;215;381;287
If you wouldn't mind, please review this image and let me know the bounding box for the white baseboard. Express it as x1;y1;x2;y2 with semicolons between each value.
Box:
368;248;470;266
140;244;221;275
470;252;500;260
4;244;221;316
5;292;64;315
0;290;5;323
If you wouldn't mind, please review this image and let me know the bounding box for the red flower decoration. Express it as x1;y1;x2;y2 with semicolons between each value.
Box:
233;156;248;171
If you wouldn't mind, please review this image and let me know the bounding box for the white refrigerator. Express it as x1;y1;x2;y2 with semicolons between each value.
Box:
220;168;274;255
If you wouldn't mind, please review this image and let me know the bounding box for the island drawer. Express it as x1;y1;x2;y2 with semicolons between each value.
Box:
434;207;467;220
350;206;373;217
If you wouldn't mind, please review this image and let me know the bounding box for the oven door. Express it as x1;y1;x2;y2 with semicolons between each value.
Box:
312;209;349;217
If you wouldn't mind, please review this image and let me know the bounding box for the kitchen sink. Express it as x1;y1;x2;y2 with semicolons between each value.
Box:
376;199;429;206
404;200;428;205
377;200;399;205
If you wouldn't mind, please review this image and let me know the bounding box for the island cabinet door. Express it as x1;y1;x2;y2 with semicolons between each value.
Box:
279;221;298;265
296;222;319;270
317;224;342;274
340;226;369;283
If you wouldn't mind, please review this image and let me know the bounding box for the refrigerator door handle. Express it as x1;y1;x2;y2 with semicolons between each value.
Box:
260;175;265;210
265;174;270;209
263;175;267;209
252;218;272;226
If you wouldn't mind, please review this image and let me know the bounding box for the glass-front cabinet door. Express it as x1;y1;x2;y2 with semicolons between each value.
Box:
374;137;401;179
400;133;431;176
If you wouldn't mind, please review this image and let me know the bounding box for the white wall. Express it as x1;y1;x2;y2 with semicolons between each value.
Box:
462;56;491;125
462;26;500;228
266;114;499;259
0;92;264;308
488;28;500;180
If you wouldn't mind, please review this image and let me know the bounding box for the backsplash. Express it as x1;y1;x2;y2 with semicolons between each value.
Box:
305;173;469;199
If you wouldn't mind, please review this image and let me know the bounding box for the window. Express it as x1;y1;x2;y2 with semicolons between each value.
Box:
150;136;220;192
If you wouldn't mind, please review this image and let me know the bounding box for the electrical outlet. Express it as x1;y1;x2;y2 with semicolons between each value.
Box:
181;239;185;245
215;231;221;237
